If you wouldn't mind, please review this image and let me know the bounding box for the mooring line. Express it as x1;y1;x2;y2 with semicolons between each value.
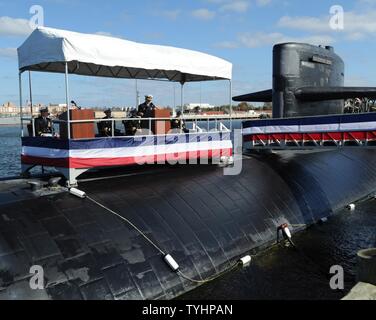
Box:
69;188;251;285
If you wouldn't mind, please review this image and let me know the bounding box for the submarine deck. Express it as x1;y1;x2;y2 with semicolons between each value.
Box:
1;149;376;300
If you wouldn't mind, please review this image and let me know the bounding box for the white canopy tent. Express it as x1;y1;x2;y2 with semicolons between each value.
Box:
17;27;233;138
18;27;232;82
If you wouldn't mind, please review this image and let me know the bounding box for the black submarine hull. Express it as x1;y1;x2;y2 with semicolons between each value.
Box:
1;149;376;300
233;43;376;118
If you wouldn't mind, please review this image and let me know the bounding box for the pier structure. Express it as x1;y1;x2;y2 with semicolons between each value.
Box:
343;248;376;300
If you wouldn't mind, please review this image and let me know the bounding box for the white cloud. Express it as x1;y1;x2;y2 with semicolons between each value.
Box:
205;0;227;3
238;32;334;48
357;0;376;5
278;10;376;40
192;8;216;20
340;11;376;33
219;1;250;13
278;15;330;32
0;48;17;59
215;3;376;50
95;31;113;37
157;9;181;20
345;32;367;41
256;0;271;6
206;0;250;13
0;16;32;36
95;31;126;39
215;41;239;48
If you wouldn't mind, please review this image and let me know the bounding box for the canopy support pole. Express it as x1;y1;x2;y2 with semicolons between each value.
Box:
28;71;33;113
229;79;233;131
29;71;35;136
200;82;202;109
181;83;184;114
64;62;71;139
173;84;176;116
19;72;24;137
135;79;140;108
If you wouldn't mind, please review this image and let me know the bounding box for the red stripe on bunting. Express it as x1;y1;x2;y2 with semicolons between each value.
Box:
22;148;233;169
243;131;376;143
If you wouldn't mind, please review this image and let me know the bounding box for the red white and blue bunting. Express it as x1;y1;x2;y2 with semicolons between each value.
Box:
242;113;376;144
21;132;233;168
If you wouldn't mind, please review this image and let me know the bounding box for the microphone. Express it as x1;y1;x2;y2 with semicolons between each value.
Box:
71;100;81;110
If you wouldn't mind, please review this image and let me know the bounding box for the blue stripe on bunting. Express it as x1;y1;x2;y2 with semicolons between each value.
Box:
22;132;231;150
242;113;376;129
22;137;70;149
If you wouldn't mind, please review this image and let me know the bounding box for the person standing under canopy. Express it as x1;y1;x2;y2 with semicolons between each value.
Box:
138;95;157;129
34;107;53;137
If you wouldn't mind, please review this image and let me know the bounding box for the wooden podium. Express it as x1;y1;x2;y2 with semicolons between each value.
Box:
59;109;95;139
151;109;171;135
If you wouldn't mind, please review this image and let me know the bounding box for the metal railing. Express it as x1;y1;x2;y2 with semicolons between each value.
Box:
21;115;235;138
242;112;376;150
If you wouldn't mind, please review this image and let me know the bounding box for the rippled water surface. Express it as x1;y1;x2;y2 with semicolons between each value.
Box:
0;126;21;177
179;199;376;300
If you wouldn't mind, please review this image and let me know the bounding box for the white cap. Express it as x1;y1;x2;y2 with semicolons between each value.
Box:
145;94;153;99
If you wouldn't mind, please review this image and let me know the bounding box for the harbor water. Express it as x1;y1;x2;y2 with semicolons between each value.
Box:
0;126;21;178
179;198;376;300
0;126;375;300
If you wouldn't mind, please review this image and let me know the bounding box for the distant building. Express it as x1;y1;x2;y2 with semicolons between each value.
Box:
184;103;215;111
49;103;67;116
202;111;225;115
23;103;44;115
0;102;18;116
0;102;52;116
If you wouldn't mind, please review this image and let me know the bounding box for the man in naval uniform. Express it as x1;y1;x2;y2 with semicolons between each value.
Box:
34;107;52;137
123;108;141;136
138;95;157;130
171;111;189;133
98;108;114;137
98;108;122;137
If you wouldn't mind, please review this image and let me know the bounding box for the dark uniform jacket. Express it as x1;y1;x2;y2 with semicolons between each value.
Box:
138;102;156;129
98;115;114;137
34;116;52;136
123;115;141;136
171;117;188;133
138;102;156;118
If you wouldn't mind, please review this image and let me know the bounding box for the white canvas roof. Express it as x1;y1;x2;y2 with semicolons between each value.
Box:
18;27;232;83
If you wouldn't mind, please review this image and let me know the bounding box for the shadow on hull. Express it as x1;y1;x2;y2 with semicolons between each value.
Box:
0;149;376;300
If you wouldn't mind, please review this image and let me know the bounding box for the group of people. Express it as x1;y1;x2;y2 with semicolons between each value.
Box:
98;94;188;137
33;95;188;137
33;100;80;137
97;94;157;137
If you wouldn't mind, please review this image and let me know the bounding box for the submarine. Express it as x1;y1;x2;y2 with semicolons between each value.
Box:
1;42;376;300
234;42;376;118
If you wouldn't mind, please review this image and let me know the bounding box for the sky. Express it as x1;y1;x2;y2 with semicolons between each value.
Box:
1;0;376;108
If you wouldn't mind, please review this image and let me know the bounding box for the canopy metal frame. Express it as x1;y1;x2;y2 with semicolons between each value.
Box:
19;67;233;139
18;28;234;186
